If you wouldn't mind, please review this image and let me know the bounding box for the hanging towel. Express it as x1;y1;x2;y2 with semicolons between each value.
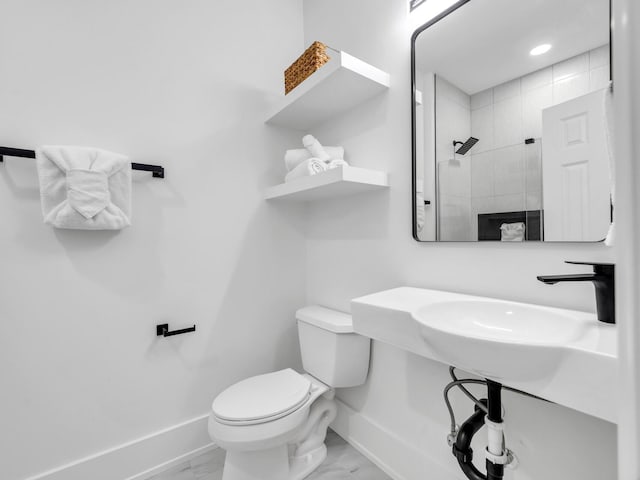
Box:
36;146;132;230
500;222;525;242
284;146;345;172
284;158;327;183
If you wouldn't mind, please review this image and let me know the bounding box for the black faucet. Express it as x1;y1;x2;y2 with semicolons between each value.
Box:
537;261;615;324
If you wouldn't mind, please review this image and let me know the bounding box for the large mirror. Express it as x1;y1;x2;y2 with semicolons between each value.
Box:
412;0;612;242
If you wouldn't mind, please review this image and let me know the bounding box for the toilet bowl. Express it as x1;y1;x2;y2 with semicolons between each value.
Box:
208;306;371;480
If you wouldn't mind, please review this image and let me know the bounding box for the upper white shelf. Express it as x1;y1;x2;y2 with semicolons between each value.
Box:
265;51;390;130
265;166;389;202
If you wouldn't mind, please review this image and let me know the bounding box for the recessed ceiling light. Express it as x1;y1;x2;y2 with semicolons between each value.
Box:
530;44;552;56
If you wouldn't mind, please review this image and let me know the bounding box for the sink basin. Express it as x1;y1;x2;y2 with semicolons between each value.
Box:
414;299;589;381
351;287;617;422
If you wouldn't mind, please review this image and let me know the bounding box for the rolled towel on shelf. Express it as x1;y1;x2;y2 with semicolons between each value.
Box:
500;222;525;242
284;158;327;183
302;134;331;161
285;149;312;171
284;146;346;171
327;159;349;170
36;145;132;230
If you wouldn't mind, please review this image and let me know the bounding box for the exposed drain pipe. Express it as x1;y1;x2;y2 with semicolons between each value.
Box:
484;380;506;480
452;399;488;480
444;369;539;480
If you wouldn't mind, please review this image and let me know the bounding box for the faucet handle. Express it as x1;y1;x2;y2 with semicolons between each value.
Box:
565;261;614;266
565;261;614;274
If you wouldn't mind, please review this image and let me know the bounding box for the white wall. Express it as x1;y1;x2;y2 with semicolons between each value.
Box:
0;2;306;479
302;0;617;479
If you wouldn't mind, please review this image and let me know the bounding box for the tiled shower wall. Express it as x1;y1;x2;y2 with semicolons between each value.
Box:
438;44;610;240
435;76;472;240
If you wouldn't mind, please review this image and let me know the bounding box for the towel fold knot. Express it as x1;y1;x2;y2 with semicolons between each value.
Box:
66;169;111;219
37;146;132;230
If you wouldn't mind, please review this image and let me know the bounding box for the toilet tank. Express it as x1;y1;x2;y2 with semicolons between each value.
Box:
296;306;370;388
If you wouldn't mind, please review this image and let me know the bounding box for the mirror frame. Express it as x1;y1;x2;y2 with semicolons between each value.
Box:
410;0;613;243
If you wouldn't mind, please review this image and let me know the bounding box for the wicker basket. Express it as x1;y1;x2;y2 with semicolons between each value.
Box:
284;41;331;95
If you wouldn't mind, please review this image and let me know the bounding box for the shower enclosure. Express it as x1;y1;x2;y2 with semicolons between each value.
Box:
436;138;543;241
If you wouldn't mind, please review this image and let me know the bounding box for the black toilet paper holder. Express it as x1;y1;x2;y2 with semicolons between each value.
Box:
156;323;196;337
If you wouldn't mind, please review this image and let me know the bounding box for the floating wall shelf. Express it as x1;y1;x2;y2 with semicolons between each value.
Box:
265;166;389;202
265;51;390;130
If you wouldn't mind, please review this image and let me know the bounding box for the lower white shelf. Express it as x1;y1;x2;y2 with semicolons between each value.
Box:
265;166;389;202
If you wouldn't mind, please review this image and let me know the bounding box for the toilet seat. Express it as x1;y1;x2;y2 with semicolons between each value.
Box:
212;369;312;426
209;372;330;453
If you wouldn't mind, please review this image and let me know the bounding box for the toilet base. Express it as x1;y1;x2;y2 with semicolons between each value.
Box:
222;445;290;480
290;444;327;480
221;444;326;480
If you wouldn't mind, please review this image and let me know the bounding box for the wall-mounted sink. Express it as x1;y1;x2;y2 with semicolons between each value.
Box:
350;287;617;422
415;300;589;381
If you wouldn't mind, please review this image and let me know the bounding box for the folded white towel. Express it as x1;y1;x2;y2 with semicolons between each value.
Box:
302;134;331;161
327;159;349;170
36;146;132;230
284;158;327;183
500;222;525;242
285;149;312;172
285;146;345;171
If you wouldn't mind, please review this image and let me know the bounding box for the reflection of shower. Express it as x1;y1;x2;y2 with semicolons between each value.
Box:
435;137;480;240
453;137;479;155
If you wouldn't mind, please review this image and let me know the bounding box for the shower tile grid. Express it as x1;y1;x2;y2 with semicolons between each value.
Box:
146;430;393;480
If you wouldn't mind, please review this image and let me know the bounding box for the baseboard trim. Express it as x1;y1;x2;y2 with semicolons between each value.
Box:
124;442;218;480
24;414;214;480
331;399;459;480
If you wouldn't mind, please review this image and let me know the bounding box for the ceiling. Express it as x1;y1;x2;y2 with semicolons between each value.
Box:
414;0;609;95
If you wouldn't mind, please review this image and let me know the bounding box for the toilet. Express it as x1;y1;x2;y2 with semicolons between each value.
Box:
208;305;371;480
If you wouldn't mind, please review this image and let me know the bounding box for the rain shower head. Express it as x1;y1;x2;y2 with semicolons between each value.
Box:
453;137;479;155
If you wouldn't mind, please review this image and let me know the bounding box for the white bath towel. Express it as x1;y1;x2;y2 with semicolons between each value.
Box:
302;134;331;161
284;158;327;183
285;149;313;171
37;146;132;230
500;222;525;242
284;146;345;171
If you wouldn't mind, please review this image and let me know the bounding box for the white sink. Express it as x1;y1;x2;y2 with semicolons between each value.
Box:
351;287;617;422
414;300;589;381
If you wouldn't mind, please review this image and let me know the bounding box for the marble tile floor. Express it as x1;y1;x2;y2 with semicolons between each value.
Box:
146;430;393;480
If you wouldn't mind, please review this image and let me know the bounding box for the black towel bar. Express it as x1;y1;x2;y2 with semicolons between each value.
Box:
0;146;165;178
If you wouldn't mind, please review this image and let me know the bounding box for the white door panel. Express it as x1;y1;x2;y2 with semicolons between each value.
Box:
542;89;611;241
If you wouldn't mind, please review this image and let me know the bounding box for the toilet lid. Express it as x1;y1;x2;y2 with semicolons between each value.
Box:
212;369;311;424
